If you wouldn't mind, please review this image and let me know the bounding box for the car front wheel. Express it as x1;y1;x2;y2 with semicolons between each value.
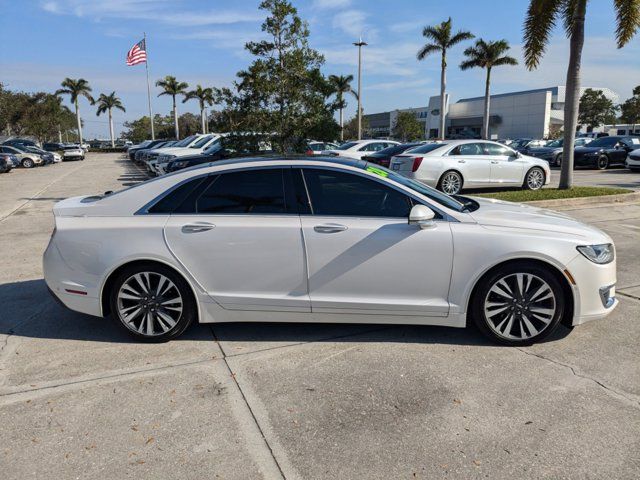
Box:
22;158;35;168
109;263;196;342
470;262;565;345
437;170;463;195
523;167;545;190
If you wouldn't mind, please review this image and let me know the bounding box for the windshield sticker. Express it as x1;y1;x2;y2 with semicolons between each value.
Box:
366;166;389;178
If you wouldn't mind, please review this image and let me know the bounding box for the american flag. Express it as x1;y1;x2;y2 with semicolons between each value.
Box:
126;39;147;66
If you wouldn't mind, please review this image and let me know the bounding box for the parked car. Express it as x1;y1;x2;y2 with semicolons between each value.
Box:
61;144;85;161
361;142;426;168
146;135;219;175
305;141;340;155
526;137;592;167
573;136;640;169
135;141;177;163
43;157;617;346
0;145;44;168
43;142;66;152
2;138;40;149
128;139;170;161
625;149;640;172
0;153;15;173
322;139;401;159
511;138;548;153
23;145;61;164
389;140;550;195
164;141;229;174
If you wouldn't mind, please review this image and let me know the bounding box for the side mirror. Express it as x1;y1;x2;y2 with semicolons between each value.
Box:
409;204;436;229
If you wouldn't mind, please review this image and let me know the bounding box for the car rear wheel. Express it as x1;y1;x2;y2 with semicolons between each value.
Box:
21;158;35;168
437;170;463;195
109;263;196;342
470;263;565;346
596;155;609;170
523;167;545;190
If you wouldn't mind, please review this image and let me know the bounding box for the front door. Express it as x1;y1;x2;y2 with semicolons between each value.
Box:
447;142;492;186
298;167;454;316
163;168;310;312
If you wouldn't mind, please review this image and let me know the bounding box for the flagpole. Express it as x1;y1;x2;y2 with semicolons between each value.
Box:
144;32;155;140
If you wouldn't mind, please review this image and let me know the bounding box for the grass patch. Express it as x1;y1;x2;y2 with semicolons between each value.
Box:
473;186;632;202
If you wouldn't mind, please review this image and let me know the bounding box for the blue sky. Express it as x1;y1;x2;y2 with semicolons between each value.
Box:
1;0;638;138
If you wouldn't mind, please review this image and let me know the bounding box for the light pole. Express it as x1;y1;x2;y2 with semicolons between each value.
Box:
353;38;367;140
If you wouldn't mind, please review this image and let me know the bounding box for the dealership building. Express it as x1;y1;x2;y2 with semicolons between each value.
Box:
364;86;619;140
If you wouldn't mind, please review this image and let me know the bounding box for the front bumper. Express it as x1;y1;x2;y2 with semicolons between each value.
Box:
566;253;618;325
626;155;640;168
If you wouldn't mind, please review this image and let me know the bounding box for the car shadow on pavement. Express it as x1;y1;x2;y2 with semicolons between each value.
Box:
1;279;573;347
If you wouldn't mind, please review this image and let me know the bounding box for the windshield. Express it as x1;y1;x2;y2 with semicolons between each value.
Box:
588;137;618;148
360;163;465;212
203;139;222;153
190;135;213;148
173;135;198;148
546;139;563;148
335;141;358;150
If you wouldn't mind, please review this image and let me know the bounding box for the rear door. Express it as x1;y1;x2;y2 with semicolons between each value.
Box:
482;142;525;185
162;167;310;312
447;143;492;186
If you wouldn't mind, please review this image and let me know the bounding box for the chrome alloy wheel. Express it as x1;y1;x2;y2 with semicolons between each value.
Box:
116;272;183;336
441;172;462;195
526;168;544;190
483;273;556;340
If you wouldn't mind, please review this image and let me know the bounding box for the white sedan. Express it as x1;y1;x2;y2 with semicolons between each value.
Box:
43;157;616;345
390;140;551;194
323;139;400;159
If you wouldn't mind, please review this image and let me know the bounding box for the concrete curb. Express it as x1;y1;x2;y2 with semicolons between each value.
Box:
523;191;640;209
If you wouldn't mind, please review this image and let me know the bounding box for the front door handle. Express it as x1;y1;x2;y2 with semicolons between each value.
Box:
314;224;347;234
457;159;466;163
181;222;215;233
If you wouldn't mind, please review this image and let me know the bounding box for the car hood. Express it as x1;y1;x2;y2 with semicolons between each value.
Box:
467;197;610;242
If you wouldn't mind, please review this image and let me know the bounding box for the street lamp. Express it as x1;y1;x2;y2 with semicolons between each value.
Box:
353;37;367;140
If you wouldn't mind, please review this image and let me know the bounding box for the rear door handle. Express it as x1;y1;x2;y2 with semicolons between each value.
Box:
181;222;215;233
457;159;466;163
314;224;347;233
491;160;499;164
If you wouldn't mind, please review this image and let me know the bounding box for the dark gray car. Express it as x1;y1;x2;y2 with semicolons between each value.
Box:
526;138;592;166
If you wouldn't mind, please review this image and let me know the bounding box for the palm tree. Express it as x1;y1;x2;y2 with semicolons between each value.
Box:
55;78;94;146
328;74;358;141
417;18;474;140
460;39;518;139
95;92;126;148
156;76;189;139
524;0;639;189
183;85;214;134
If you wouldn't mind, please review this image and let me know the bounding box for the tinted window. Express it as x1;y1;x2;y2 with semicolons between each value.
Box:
302;168;412;218
588;137;618;148
405;143;447;155
190;135;213;148
148;177;208;214
482;143;512;156
196;169;287;214
336;141;358;150
359;142;386;152
450;143;484;155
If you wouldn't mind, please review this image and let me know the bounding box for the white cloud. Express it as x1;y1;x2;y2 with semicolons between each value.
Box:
321;41;424;77
367;78;430;92
332;9;368;37
312;0;351;9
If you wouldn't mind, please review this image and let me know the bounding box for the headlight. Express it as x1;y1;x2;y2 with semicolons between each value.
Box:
577;244;614;264
173;160;189;168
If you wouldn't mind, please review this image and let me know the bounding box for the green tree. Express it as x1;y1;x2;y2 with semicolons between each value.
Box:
95;92;126;147
183;85;214;134
417;18;474;140
392;111;423;142
343;112;369;140
234;0;336;153
55;77;94;145
524;0;640;189
578;89;618;129
328;74;357;141
619;85;640;133
156;76;189;139
459;39;518;139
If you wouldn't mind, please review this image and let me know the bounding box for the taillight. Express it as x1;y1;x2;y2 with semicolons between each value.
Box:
305;149;314;155
411;157;424;172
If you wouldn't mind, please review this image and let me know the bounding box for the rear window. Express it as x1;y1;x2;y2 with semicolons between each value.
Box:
335;141;358;150
404;143;447;154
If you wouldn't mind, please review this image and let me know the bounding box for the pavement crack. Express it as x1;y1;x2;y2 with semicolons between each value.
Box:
209;325;287;480
515;347;640;408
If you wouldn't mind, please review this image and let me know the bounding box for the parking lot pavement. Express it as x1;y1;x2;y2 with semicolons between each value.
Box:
1;153;639;479
547;167;640;190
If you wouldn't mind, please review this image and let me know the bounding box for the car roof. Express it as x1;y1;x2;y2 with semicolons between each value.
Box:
178;155;365;174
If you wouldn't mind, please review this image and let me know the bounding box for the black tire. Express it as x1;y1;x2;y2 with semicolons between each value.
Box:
80;156;85;161
523;167;545;191
596;155;609;170
554;153;562;167
21;158;35;168
437;170;463;195
109;263;197;342
470;262;565;346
